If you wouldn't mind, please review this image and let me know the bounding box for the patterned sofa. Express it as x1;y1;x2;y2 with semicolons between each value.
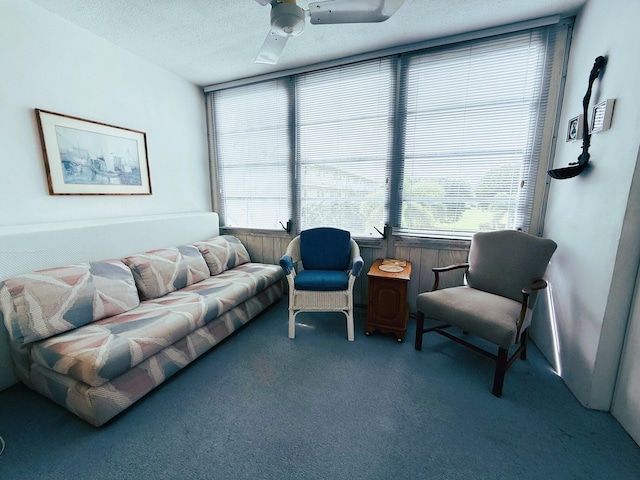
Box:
0;235;284;427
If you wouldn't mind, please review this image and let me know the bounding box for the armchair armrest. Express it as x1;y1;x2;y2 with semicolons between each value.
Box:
522;278;548;295
433;262;470;273
279;255;295;276
351;255;364;278
515;278;549;341
432;262;470;291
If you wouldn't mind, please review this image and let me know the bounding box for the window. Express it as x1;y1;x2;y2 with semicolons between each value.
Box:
397;30;553;238
211;79;292;230
208;23;567;240
297;58;394;236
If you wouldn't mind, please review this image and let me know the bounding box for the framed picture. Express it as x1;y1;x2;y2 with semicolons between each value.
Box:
590;99;615;134
565;114;584;142
35;109;152;195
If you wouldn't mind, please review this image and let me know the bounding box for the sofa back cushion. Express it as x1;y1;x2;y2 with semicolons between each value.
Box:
0;260;140;345
122;245;210;300
193;235;251;276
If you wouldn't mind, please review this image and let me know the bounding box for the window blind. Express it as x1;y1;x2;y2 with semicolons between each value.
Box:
209;22;568;241
397;28;555;238
212;78;292;229
296;58;394;237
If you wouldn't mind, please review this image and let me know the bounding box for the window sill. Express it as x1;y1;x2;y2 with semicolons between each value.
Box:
221;227;470;251
394;235;470;251
220;227;293;239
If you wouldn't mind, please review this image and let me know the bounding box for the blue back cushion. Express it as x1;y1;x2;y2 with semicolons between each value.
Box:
300;228;351;270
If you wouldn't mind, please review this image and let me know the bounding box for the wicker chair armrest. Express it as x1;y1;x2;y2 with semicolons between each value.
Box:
284;236;301;262
279;255;295;275
351;255;364;278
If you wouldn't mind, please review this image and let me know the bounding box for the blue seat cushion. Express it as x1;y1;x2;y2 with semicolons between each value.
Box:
300;228;351;270
294;270;349;291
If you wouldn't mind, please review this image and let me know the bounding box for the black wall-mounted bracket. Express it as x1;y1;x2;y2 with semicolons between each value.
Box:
280;219;292;234
548;55;607;180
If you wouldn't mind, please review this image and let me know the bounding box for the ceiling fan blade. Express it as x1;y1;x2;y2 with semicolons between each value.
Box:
255;30;289;65
254;0;272;6
309;0;405;24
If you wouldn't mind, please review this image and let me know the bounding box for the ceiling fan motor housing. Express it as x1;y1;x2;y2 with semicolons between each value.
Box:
271;2;305;37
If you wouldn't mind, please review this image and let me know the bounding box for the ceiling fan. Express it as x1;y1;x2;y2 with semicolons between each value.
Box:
254;0;405;65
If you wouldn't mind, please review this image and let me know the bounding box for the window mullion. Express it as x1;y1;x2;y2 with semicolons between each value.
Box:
288;76;298;235
388;54;408;232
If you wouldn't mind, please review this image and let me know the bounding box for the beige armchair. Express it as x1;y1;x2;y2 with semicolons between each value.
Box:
414;230;557;396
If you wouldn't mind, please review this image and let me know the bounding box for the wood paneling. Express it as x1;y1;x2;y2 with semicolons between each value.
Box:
235;233;291;266
231;231;469;314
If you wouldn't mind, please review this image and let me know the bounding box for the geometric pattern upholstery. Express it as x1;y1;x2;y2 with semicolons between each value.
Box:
193;235;251;276
29;262;284;387
0;231;287;427
29;281;284;427
0;260;139;344
122;245;210;300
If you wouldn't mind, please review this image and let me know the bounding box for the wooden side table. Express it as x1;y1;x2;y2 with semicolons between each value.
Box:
365;258;412;342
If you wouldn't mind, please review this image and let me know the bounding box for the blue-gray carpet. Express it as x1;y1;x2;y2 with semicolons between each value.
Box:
1;298;639;479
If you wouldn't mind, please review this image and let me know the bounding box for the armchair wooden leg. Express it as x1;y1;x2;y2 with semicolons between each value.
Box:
415;311;425;351
520;328;529;361
492;348;509;397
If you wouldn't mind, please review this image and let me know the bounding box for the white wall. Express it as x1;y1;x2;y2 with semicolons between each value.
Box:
0;0;211;390
533;0;640;411
0;0;211;228
613;231;640;445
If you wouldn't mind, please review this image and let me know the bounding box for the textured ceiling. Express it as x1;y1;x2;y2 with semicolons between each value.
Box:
29;0;587;87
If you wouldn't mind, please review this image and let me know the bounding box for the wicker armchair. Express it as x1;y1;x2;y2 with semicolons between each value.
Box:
279;228;364;341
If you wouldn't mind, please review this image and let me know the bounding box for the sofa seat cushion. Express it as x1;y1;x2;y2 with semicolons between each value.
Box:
31;294;207;387
123;245;210;300
30;262;284;387
28;281;284;427
0;260;140;345
179;262;284;322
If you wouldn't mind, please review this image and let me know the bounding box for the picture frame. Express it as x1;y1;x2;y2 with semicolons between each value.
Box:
590;99;615;134
35;109;152;195
565;114;584;142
